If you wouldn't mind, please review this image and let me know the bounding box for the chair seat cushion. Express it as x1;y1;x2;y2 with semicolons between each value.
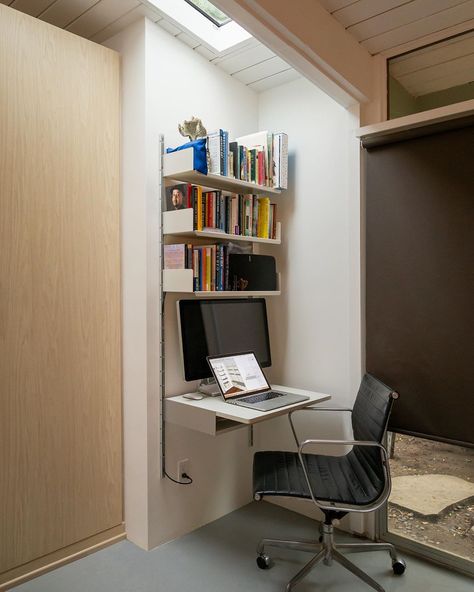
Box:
253;450;385;506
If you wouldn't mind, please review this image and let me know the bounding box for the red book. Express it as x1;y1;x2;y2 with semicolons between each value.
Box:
186;183;192;208
258;151;265;185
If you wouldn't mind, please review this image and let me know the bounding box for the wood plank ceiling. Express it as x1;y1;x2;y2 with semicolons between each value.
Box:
4;0;473;97
319;0;474;97
0;0;300;92
389;29;474;96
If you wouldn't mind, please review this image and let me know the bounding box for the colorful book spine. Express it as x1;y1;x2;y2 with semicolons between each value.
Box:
196;185;202;230
193;249;199;291
257;197;270;239
252;195;259;237
229;141;239;178
222;130;229;176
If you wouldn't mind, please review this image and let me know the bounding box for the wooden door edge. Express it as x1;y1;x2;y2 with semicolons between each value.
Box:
0;524;126;590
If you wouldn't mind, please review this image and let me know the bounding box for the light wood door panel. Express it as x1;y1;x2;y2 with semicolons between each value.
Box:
0;5;122;573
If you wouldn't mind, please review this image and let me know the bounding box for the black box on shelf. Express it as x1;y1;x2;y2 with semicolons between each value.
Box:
229;254;277;291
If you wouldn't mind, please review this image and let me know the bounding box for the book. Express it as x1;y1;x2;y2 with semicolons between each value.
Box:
164;244;186;269
166;183;189;211
193;249;199;291
270;203;277;239
229;141;239;178
207;130;222;175
222;130;229;176
257;197;270;239
196;185;203;230
273;132;288;190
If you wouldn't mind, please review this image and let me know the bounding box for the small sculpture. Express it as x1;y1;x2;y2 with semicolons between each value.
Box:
178;117;207;141
236;278;249;291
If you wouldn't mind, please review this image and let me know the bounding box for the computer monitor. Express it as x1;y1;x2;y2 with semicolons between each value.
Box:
177;298;272;382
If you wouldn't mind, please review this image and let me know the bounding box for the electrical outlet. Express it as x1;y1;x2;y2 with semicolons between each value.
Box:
177;458;190;480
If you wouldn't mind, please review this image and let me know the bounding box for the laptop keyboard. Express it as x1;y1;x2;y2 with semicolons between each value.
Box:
239;391;283;404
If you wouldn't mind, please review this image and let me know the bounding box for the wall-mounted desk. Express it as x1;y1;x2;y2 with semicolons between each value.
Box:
165;385;331;436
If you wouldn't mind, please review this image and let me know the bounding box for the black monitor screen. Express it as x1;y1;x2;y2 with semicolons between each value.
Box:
178;298;271;382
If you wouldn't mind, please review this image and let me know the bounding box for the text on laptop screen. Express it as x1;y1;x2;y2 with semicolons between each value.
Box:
208;353;269;399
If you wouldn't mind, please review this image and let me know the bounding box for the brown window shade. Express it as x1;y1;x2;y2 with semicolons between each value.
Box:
365;124;474;447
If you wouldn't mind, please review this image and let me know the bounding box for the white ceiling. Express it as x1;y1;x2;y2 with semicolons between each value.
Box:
4;0;473;97
320;0;474;96
0;0;300;92
319;0;474;55
389;30;474;96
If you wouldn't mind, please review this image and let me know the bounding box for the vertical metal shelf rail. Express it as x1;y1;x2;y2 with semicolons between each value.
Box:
159;134;166;478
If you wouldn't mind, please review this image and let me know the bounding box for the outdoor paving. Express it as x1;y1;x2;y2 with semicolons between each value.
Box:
390;474;474;517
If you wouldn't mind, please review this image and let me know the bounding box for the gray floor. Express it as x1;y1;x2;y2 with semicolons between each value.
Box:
15;502;473;592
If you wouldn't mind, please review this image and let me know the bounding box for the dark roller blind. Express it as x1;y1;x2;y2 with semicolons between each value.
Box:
365;124;474;447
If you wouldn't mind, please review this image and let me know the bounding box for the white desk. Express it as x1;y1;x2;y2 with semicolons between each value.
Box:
165;385;331;436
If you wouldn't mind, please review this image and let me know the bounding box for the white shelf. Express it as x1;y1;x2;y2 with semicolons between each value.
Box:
165;387;331;436
163;268;281;297
164;148;282;195
163;208;281;244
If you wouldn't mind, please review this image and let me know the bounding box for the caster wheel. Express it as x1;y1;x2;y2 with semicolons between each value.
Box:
392;558;406;575
257;554;273;569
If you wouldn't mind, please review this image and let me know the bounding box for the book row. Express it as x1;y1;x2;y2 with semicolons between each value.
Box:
164;243;231;292
167;184;278;240
207;129;288;190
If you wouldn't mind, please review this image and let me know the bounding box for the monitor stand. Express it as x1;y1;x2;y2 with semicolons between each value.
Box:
198;378;221;397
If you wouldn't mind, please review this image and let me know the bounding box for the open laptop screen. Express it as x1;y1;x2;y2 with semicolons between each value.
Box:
207;352;271;400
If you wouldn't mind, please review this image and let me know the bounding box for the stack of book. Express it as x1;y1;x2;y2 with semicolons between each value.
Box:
186;185;277;239
206;129;288;190
164;243;230;292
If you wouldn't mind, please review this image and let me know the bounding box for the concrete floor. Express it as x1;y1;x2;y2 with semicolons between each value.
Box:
15;502;473;592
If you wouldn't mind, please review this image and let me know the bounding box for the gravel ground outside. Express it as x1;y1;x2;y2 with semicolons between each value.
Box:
387;434;474;561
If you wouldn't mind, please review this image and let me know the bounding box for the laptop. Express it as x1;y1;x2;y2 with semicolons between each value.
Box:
207;351;309;411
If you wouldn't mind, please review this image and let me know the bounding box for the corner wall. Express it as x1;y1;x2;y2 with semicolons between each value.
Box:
106;17;362;548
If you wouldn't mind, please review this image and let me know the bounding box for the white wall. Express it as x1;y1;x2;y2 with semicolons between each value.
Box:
106;17;362;549
106;17;260;550
255;78;362;529
259;77;360;399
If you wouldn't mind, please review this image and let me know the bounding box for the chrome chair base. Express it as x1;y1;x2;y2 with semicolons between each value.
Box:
256;522;406;592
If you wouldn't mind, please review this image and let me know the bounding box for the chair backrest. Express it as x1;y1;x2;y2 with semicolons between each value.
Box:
352;374;396;444
351;374;397;482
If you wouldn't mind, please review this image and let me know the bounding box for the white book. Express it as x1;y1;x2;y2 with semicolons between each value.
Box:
207;131;221;175
272;135;280;188
273;132;288;190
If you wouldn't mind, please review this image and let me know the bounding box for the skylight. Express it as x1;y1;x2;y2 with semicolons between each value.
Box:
149;0;252;53
185;0;231;27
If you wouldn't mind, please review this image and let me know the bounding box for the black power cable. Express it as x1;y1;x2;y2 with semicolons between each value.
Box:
164;470;193;485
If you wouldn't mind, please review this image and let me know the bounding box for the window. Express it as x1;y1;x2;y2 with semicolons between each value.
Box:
185;0;231;27
149;0;251;53
388;30;474;119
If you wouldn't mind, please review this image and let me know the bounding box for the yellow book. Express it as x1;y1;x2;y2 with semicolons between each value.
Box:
258;197;270;239
197;185;203;231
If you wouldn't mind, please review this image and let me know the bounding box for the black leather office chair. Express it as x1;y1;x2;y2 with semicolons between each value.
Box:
253;373;406;592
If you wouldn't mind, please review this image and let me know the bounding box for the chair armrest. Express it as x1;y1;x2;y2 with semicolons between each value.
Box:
296;440;391;512
299;439;387;453
287;407;352;448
